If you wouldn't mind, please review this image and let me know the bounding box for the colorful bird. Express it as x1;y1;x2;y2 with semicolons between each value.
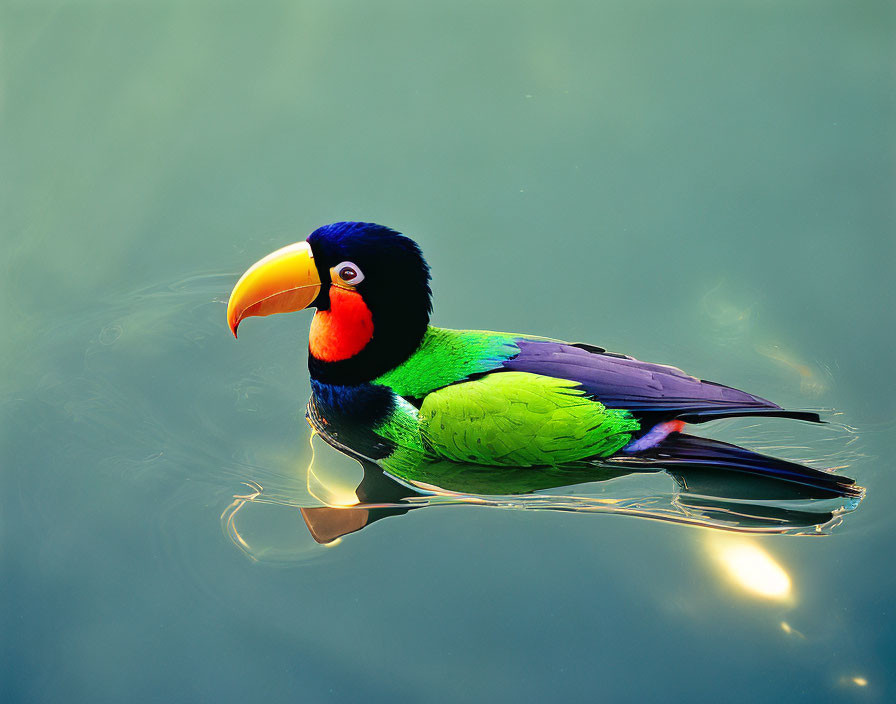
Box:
227;221;858;497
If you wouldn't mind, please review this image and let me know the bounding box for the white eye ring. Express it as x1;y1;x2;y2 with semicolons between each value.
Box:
334;261;364;285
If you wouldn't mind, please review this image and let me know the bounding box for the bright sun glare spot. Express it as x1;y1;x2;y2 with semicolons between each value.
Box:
708;538;792;600
305;432;361;508
326;488;359;508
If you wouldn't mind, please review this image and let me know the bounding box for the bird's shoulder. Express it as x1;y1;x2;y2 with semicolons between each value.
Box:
372;325;530;399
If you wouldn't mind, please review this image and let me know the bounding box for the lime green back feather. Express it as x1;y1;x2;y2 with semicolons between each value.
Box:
418;372;640;466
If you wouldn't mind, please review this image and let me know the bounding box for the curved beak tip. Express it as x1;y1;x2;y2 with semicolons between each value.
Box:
225;241;321;338
226;304;241;338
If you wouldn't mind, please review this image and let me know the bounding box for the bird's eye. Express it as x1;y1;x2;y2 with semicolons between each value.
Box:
334;261;364;285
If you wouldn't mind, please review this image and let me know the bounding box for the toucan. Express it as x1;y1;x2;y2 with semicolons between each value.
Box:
227;221;859;498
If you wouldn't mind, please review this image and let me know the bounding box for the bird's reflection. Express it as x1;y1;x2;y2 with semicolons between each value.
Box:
298;458;855;544
293;397;862;544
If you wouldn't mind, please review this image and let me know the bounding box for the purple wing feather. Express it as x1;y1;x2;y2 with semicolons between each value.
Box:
502;340;820;424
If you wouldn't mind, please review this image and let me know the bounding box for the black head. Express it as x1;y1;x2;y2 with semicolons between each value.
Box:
305;222;432;384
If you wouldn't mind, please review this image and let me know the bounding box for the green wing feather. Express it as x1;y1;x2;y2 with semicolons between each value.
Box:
373;326;523;399
418;372;640;466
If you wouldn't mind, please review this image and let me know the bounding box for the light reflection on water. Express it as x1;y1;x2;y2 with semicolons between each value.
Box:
220;425;863;567
705;535;792;601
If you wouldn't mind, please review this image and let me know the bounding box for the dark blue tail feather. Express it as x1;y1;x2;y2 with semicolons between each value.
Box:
609;432;861;499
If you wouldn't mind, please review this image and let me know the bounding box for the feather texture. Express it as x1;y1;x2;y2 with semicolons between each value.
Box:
501;339;819;423
418;372;639;465
373;327;521;399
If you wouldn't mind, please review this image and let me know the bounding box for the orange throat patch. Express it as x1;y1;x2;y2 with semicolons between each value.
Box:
309;287;374;362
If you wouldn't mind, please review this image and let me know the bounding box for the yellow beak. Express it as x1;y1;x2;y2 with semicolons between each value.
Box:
226;241;321;338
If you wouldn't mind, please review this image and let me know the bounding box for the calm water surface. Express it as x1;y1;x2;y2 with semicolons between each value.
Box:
3;2;894;702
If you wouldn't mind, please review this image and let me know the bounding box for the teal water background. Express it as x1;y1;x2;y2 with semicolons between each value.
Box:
3;1;894;701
